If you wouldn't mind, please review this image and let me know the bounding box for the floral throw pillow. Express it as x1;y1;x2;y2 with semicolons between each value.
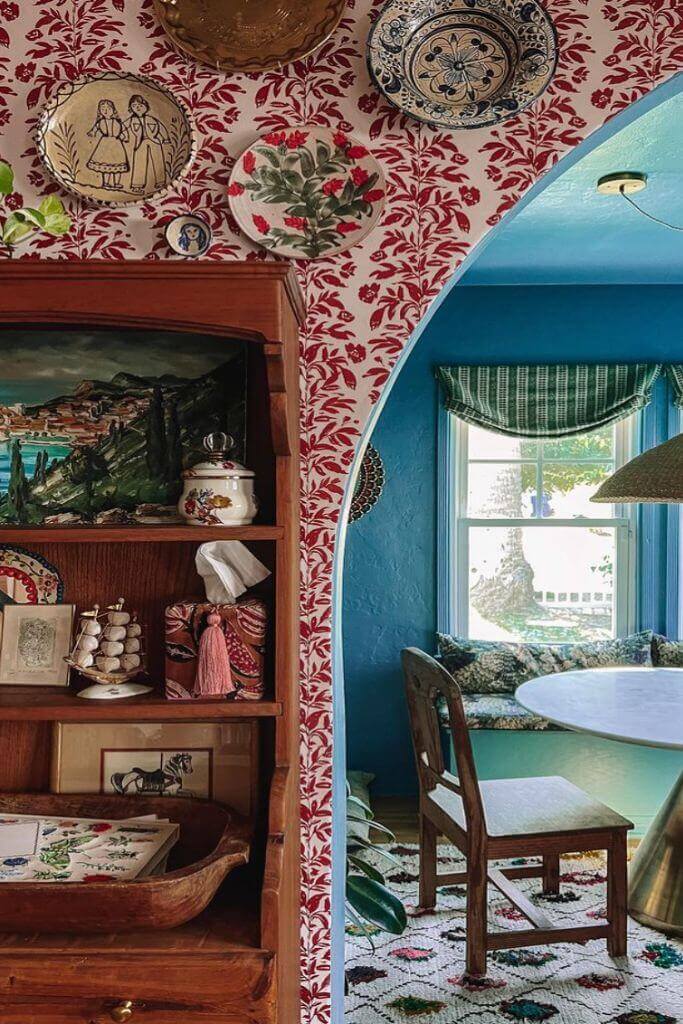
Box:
652;634;683;667
436;631;653;695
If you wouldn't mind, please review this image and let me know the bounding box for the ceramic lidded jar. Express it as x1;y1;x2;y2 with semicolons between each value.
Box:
179;433;258;526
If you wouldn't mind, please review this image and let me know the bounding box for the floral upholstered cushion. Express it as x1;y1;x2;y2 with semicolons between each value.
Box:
436;631;653;695
437;693;563;731
465;694;558;731
652;633;683;667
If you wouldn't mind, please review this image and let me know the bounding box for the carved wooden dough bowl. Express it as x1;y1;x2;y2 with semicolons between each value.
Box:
0;794;251;933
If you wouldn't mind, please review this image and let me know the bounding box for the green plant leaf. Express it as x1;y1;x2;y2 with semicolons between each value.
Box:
2;212;34;246
16;207;46;229
348;854;385;883
345;900;376;950
0;161;13;196
38;195;71;236
347;813;395;839
346;875;407;935
345;836;403;868
347;794;372;816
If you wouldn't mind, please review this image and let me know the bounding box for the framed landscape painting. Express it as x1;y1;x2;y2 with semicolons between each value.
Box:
0;327;246;525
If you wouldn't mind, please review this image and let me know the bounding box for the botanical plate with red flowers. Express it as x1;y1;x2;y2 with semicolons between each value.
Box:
228;127;385;259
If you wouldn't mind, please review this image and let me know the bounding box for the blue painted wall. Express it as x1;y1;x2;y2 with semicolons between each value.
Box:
343;283;683;796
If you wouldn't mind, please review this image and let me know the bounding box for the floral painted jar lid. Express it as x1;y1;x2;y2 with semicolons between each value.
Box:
228;126;386;259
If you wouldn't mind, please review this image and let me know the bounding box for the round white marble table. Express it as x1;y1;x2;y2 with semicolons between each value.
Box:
516;666;683;934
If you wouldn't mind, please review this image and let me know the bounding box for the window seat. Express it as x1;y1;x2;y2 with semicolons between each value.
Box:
438;692;563;730
466;693;564;730
432;633;683;833
435;630;664;732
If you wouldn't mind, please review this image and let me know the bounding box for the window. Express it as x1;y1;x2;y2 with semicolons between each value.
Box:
448;418;636;642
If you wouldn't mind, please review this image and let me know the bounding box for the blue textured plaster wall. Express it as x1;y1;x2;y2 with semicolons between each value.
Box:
343;284;683;797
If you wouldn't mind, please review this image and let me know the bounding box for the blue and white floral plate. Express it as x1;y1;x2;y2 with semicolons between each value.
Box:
367;0;558;129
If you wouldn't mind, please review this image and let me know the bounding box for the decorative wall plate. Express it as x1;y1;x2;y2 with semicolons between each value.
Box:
152;0;346;73
0;546;64;604
228;127;385;259
165;214;212;257
367;0;558;130
350;444;385;523
37;73;197;208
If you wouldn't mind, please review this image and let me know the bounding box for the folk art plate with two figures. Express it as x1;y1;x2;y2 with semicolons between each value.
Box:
37;73;197;208
228;127;386;259
367;0;558;130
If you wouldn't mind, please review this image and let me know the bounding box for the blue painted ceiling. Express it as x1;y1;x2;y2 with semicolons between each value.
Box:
463;90;683;286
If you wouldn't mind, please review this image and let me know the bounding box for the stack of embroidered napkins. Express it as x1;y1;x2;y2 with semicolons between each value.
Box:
0;813;180;882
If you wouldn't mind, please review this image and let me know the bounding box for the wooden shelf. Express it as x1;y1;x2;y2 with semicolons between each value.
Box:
0;525;284;543
0;687;282;721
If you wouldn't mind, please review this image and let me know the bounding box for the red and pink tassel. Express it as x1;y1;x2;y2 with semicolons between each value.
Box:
194;611;235;698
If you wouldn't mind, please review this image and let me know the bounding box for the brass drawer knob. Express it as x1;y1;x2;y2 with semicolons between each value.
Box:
110;1002;134;1023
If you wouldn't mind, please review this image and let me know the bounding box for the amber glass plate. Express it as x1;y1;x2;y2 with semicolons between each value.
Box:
153;0;347;72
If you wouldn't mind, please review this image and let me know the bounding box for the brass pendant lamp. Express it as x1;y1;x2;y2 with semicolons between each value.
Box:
591;435;683;937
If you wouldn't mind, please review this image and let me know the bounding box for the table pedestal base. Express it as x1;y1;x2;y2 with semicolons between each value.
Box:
629;769;683;935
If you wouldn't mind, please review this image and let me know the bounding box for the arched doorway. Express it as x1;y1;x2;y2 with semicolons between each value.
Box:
334;71;683;1021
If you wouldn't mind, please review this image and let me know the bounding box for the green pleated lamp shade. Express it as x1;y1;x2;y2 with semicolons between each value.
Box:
592;432;683;504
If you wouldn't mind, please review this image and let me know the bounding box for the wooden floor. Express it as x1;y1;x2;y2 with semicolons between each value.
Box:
373;796;641;854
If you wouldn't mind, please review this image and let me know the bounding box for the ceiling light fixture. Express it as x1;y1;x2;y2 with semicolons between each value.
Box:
597;170;683;232
592;432;683;504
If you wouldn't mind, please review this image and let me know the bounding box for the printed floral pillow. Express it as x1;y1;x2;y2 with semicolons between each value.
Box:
436;631;653;695
651;634;683;667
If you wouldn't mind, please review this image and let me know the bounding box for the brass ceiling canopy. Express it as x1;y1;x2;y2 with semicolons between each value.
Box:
596;171;648;195
592;432;683;503
597;170;683;232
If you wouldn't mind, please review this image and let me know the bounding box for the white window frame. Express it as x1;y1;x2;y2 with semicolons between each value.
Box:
439;413;638;640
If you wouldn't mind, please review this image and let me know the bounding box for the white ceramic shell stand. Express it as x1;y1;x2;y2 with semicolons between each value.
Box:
76;680;154;700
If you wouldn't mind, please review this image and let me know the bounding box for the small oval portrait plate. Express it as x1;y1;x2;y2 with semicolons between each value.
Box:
165;214;212;257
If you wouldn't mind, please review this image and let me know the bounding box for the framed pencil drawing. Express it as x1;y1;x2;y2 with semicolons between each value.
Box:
50;721;257;815
0;603;74;687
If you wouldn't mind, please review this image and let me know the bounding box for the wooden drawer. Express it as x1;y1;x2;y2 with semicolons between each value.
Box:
0;999;260;1023
0;951;276;1024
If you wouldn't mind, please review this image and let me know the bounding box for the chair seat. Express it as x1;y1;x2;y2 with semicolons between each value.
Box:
428;774;632;839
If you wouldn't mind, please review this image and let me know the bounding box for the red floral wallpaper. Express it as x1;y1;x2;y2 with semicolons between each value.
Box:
0;0;681;1019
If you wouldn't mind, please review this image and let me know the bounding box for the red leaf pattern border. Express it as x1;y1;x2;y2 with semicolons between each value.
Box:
0;0;681;1019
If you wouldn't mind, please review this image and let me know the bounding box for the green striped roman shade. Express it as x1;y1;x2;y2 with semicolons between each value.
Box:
665;365;683;408
436;363;662;438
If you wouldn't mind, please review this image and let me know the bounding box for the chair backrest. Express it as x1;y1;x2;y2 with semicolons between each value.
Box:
402;647;485;842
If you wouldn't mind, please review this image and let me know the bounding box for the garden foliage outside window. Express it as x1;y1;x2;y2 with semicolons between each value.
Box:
451;419;636;643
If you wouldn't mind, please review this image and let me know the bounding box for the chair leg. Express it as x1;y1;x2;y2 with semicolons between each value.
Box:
607;831;628;957
418;814;438;910
542;853;560;894
465;861;488;977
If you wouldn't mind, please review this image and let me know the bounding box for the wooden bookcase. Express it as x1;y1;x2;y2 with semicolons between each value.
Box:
0;262;302;1024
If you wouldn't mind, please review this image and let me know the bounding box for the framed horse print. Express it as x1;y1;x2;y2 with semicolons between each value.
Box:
50;721;257;815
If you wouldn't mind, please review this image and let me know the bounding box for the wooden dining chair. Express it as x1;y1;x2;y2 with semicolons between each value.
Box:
402;647;632;976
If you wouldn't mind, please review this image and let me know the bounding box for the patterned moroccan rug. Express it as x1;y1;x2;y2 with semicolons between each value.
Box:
345;845;683;1023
